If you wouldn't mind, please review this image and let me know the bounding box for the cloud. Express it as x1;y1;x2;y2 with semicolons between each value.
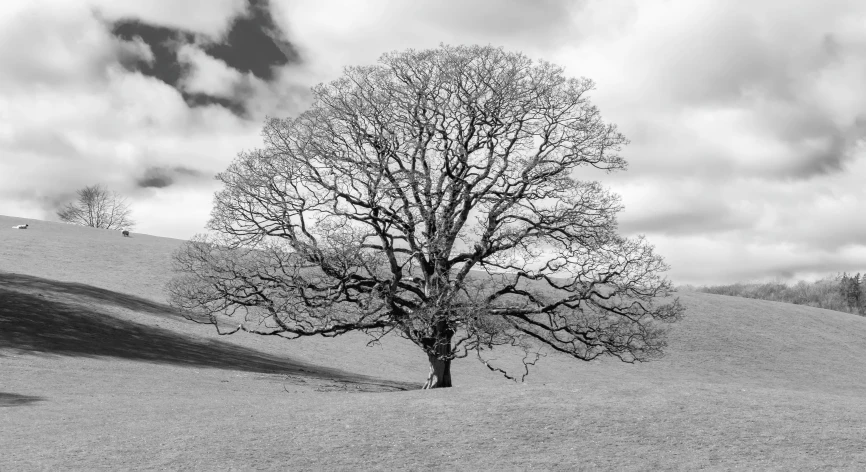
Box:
654;232;866;286
616;178;757;236
4;0;866;285
106;0;299;118
0;4;129;89
89;0;247;38
555;0;866;184
2;128;80;159
201;0;299;80
275;0;582;83
393;0;581;47
0;1;301;238
542;0;866;284
136;166;206;189
176;45;244;99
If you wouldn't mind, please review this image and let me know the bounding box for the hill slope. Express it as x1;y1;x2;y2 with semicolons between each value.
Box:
3;215;866;470
1;215;179;301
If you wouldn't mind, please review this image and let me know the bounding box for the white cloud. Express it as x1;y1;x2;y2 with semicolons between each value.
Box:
177;44;246;98
0;4;118;89
0;3;261;226
4;0;866;286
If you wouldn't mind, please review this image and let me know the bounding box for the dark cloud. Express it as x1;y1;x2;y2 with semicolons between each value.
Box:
111;21;195;86
766;112;866;180
795;132;857;178
107;0;299;118
137;166;204;189
203;0;298;81
619;204;749;236
183;91;248;116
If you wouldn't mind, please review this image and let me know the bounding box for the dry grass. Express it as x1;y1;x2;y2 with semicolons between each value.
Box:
3;214;866;470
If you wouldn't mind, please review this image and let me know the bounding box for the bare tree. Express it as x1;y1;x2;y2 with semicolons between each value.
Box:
168;45;684;389
57;184;135;230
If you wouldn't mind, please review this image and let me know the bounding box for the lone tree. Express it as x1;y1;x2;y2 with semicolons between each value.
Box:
168;45;683;389
57;184;135;230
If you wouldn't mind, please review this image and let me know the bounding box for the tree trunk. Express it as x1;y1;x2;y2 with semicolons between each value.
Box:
423;353;452;389
421;321;453;389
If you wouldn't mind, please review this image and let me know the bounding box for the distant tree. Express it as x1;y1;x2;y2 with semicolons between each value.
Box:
838;273;864;314
839;273;848;303
167;44;683;389
57;184;135;230
700;277;849;313
859;276;866;315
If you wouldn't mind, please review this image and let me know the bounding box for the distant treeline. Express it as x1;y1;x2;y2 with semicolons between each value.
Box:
684;273;866;316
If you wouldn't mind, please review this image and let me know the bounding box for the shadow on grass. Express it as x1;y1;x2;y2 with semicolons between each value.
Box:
0;272;177;318
0;393;45;407
0;272;414;392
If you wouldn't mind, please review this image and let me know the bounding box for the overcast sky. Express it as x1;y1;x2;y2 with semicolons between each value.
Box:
2;0;866;286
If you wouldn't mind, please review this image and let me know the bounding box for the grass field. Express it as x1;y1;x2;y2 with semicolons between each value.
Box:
3;214;866;470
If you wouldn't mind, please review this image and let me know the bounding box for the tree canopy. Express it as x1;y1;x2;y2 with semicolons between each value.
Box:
168;44;683;388
57;184;135;230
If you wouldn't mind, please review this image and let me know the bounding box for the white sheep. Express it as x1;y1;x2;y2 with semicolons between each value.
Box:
12;224;28;229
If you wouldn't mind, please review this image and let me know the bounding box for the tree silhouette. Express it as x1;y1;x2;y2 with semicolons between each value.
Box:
57;184;135;230
168;45;683;388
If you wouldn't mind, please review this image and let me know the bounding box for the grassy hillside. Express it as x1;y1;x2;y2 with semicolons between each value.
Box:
3;215;866;470
0;215;177;301
694;278;854;315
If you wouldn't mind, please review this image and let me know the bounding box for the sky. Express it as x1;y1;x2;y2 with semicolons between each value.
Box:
2;0;866;286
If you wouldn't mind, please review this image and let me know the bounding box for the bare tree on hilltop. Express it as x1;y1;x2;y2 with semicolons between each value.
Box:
57;184;135;230
168;44;684;389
